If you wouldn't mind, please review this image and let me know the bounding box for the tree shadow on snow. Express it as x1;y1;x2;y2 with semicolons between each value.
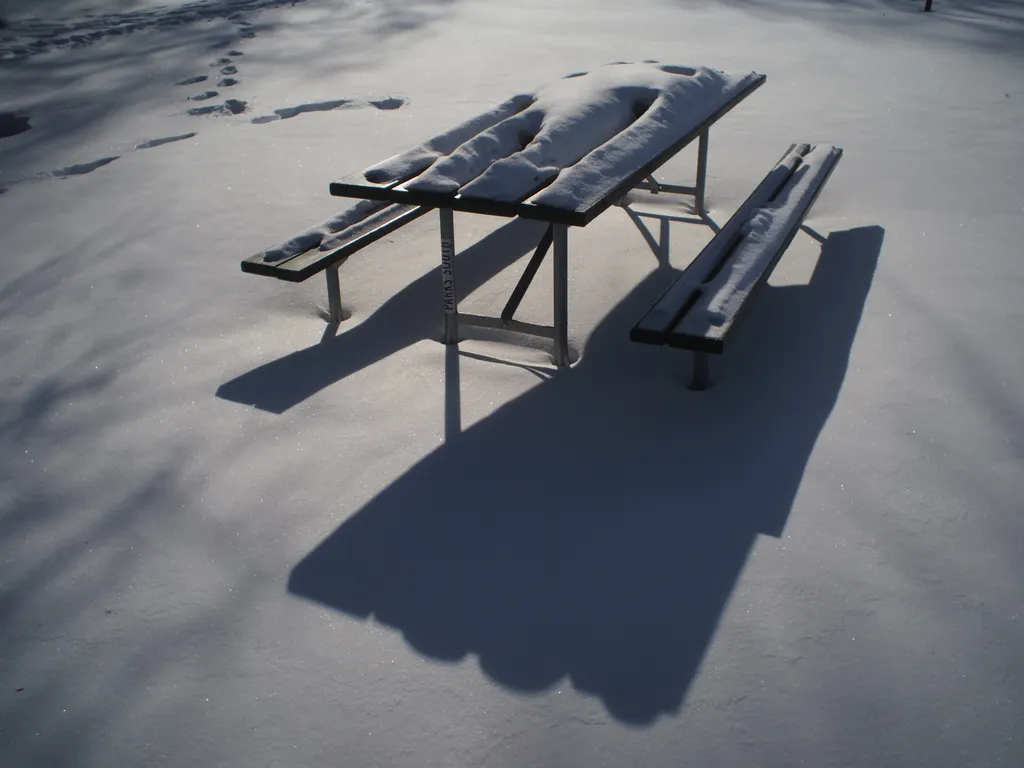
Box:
705;0;1024;57
287;225;884;725
0;0;457;182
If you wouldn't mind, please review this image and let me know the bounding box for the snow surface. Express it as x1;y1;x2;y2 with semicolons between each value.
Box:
2;0;1024;766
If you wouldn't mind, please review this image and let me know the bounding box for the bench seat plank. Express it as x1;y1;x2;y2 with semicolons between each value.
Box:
670;145;841;349
630;143;841;353
242;202;428;283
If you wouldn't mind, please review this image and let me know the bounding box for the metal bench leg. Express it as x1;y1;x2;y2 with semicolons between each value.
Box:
690;352;710;391
695;129;709;217
326;265;343;324
440;208;458;344
552;223;570;367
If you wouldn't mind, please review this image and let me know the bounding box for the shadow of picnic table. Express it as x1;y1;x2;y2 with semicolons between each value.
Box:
288;225;883;725
216;217;551;413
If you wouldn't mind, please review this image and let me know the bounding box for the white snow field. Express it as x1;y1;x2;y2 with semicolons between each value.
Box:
2;0;1023;765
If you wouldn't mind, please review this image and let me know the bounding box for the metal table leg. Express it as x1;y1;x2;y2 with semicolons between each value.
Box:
439;208;458;344
695;128;709;217
552;223;569;367
325;264;343;324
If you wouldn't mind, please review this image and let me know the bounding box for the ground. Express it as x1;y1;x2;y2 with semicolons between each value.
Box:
1;1;1022;766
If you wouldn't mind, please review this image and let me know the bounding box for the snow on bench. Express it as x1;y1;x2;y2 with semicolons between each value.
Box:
242;200;427;282
241;200;427;321
630;143;843;389
333;61;764;225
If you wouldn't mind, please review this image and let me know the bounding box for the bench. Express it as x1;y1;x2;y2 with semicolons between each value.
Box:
241;199;428;322
630;143;842;390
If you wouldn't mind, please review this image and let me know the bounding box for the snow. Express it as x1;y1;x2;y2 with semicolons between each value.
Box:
526;67;759;211
365;95;535;185
367;62;758;207
678;144;841;339
2;0;1024;766
260;199;390;261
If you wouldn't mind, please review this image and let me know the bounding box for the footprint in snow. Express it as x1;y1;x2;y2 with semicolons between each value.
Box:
220;65;238;75
52;156;119;178
188;99;248;117
176;75;208;86
250;97;406;124
0;112;32;139
212;57;233;65
218;78;239;87
188;90;219;101
251;99;350;123
135;132;196;150
227;50;244;57
369;97;404;111
3;130;197;194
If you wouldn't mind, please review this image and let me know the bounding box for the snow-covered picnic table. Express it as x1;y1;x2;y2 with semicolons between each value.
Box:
327;61;766;366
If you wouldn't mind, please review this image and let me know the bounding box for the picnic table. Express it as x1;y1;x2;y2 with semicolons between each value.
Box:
244;61;840;387
326;62;766;367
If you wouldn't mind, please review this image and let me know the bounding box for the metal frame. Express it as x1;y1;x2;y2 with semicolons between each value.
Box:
438;210;569;363
435;132;712;367
632;129;709;216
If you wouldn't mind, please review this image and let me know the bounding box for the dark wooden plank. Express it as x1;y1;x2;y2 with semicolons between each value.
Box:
630;143;807;345
327;170;408;201
241;203;428;283
664;146;841;352
327;181;530;220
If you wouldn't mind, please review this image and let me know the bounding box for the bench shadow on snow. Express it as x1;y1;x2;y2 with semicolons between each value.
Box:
286;223;884;725
217;218;556;413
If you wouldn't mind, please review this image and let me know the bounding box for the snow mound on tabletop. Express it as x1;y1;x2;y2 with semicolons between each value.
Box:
363;96;536;185
527;65;760;211
364;62;760;208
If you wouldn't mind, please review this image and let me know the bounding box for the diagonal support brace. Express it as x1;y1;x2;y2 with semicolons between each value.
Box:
501;225;553;322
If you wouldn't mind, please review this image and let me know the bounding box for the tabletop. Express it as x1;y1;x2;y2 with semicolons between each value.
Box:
330;62;765;227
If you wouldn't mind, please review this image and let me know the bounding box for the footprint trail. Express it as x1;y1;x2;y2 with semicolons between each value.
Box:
250;97;406;124
52;156;119;178
1;0;288;62
0;113;32;139
135;133;196;150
